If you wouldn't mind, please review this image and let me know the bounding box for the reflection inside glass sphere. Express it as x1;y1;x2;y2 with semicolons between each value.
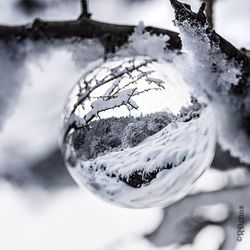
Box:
61;56;216;208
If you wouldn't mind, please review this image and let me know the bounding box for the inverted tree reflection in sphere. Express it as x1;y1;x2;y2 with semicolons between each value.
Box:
61;56;216;208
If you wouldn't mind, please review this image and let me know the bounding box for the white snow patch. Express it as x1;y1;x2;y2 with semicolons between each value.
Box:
191;167;250;194
191;226;225;250
102;225;224;250
0;182;163;250
192;203;230;223
117;22;170;59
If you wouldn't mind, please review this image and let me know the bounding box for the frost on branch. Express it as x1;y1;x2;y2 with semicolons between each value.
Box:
61;56;216;208
117;21;170;58
170;0;250;163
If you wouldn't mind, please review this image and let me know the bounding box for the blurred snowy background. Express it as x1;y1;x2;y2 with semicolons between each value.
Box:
0;0;249;249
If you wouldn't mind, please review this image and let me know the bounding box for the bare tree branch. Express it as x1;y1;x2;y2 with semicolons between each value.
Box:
0;0;248;65
0;18;181;53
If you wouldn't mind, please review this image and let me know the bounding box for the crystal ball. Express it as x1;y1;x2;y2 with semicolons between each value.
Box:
61;56;216;208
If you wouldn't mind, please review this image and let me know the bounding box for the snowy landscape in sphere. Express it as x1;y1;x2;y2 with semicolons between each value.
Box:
61;56;216;208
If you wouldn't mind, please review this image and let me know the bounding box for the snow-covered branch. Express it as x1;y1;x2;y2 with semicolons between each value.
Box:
170;0;250;163
0;0;247;64
64;58;165;142
0;18;180;54
170;0;250;65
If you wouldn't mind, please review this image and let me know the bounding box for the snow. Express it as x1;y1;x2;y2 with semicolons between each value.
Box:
118;21;170;58
0;181;163;250
84;88;138;124
189;226;225;250
63;56;192;129
102;226;224;250
65;105;215;208
60;55;218;208
192;203;230;223
1;0;248;175
0;0;249;249
191;167;250;194
172;18;250;163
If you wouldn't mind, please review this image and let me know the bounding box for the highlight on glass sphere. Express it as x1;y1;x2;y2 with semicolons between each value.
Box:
61;56;216;208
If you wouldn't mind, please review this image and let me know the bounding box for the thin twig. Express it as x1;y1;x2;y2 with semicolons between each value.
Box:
79;0;91;19
204;0;215;28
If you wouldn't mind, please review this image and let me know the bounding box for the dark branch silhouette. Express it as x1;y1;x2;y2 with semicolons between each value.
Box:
0;0;247;63
0;19;181;53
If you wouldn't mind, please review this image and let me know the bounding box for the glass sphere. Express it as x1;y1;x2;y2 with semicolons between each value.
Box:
61;56;216;208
